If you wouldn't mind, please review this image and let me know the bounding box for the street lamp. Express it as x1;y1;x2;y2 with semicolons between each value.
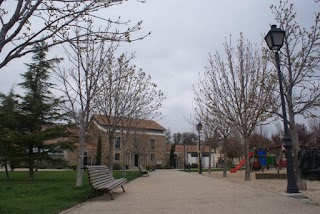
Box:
196;122;203;174
265;25;299;193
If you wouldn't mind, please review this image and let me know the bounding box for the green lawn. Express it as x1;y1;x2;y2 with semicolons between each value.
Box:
0;170;141;214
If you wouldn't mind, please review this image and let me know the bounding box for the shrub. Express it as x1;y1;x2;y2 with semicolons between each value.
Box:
190;163;198;168
70;165;77;171
113;163;122;170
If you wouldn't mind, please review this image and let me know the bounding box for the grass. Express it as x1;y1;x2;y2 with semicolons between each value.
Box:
0;170;141;214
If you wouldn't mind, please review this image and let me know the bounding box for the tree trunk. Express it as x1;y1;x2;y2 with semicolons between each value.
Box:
28;143;34;181
291;125;307;190
223;137;227;178
223;150;227;178
35;147;40;172
243;136;251;181
276;150;281;174
287;101;307;190
122;140;126;177
76;127;85;186
108;134;114;176
4;161;9;180
208;148;212;174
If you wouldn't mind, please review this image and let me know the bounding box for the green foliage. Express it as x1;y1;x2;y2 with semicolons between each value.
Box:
113;170;141;182
0;89;23;178
113;163;122;170
0;41;72;180
169;144;176;168
0;171;90;214
0;170;141;214
15;42;67;180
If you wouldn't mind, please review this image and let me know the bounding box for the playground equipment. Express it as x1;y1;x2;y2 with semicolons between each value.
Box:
230;152;253;173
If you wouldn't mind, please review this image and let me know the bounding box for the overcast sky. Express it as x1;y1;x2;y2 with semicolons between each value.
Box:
0;0;318;134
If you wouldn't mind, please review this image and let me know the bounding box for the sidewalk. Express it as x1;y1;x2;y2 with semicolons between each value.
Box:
61;170;319;214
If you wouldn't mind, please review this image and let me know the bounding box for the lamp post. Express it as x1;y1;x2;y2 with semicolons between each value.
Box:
264;25;299;193
196;122;203;174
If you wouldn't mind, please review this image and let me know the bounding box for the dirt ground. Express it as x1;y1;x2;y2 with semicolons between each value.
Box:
204;169;320;205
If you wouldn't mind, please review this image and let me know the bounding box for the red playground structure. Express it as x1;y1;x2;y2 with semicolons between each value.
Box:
230;152;253;173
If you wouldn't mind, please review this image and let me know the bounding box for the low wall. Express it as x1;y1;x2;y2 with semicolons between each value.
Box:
255;173;287;179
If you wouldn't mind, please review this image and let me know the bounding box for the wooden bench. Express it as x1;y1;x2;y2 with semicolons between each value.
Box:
138;165;149;176
85;165;127;200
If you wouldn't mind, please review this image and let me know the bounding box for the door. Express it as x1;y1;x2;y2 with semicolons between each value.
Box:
174;154;178;168
134;154;139;166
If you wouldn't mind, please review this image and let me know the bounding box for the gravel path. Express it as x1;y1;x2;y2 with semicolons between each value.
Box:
205;169;320;205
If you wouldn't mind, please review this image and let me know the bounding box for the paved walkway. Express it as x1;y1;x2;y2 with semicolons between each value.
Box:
61;170;319;214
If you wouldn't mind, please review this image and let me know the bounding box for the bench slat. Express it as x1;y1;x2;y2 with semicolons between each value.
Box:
85;165;127;200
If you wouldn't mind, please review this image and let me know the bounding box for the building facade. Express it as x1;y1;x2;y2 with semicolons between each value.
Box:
65;115;167;169
172;144;219;169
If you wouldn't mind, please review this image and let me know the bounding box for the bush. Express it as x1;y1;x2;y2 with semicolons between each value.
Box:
113;163;122;170
70;165;77;171
190;163;198;168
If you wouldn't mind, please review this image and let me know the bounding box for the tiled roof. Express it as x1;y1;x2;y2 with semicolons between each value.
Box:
175;144;211;153
93;114;166;131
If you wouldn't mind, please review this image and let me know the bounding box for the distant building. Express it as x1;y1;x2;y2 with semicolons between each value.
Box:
171;144;219;169
65;115;167;169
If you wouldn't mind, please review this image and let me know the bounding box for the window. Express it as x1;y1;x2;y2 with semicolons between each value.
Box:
150;154;155;161
202;153;209;157
150;139;155;149
115;137;121;149
115;153;120;160
191;152;198;157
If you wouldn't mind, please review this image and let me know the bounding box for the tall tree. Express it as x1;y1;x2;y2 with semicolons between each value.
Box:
169;143;176;168
0;89;21;179
295;123;311;149
269;0;320;189
18;41;66;180
195;34;276;180
225;133;243;165
0;0;148;69
53;23;118;186
181;132;197;145
194;104;231;176
308;118;320;149
172;133;182;144
165;129;172;144
94;53;164;175
249;131;272;149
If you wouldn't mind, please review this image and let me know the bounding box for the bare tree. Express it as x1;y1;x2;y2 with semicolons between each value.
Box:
225;132;243;167
195;34;276;181
269;0;320;189
308;118;320;149
0;0;148;69
194;105;228;175
94;53;164;175
53;23;118;186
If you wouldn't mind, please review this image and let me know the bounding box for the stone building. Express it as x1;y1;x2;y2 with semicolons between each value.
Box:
66;115;167;169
